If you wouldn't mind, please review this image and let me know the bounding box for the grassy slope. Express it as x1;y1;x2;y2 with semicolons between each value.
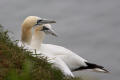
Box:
0;25;82;80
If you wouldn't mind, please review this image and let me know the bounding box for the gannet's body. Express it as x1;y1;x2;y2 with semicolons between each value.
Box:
39;44;87;70
19;16;74;77
31;18;109;74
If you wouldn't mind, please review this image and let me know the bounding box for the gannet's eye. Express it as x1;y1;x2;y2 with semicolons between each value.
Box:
37;20;43;24
34;19;43;26
41;26;49;31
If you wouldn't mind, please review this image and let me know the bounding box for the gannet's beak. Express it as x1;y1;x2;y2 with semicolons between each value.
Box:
41;26;58;37
35;19;56;26
40;20;56;24
44;29;58;37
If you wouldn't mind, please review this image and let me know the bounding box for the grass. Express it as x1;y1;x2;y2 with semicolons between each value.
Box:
0;25;83;80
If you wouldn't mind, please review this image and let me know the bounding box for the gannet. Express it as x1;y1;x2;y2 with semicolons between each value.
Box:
30;16;109;75
18;16;73;77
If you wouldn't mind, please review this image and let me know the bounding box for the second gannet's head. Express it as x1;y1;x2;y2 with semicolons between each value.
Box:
35;24;58;37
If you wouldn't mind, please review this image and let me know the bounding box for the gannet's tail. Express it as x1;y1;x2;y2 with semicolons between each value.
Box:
73;62;109;73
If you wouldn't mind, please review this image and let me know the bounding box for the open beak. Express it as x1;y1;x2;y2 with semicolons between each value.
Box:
44;29;58;37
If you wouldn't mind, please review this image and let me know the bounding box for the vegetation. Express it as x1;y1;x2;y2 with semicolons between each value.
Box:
0;25;82;80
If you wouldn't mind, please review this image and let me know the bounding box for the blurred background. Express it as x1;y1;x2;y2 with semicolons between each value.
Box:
0;0;120;80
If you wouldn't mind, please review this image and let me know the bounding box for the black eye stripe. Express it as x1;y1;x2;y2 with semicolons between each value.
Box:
37;20;43;24
42;26;49;30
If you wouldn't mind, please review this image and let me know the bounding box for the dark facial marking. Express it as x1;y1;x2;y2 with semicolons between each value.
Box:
41;26;49;31
37;19;43;24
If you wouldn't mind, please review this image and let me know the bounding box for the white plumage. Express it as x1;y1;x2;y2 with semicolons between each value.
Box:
37;50;74;77
39;44;87;70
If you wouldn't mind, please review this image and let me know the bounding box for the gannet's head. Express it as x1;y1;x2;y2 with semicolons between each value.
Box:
35;24;57;37
22;16;56;29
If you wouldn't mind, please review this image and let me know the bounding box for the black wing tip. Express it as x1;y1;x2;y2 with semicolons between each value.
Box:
86;62;109;73
72;62;109;73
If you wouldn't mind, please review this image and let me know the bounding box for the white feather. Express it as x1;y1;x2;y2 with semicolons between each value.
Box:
39;44;87;70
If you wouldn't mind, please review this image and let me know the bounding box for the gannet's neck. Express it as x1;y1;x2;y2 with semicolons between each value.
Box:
31;28;45;50
21;23;32;45
21;16;40;45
